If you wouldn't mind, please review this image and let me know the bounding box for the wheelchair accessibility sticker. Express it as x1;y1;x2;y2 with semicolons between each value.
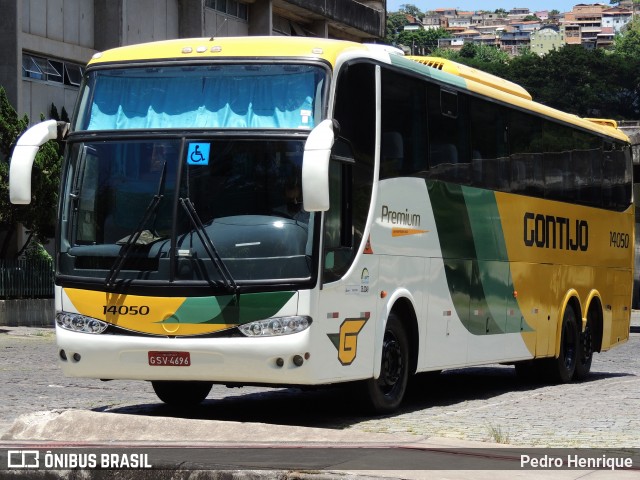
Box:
187;143;210;165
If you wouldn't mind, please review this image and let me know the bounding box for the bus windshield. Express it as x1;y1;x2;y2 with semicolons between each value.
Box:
58;137;315;287
74;64;326;131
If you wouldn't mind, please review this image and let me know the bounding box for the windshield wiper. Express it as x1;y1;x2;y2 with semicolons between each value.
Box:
179;197;238;293
105;162;167;287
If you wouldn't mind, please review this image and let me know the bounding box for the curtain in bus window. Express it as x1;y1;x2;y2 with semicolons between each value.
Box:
87;71;316;130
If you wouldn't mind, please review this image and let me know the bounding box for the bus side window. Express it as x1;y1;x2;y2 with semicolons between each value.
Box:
427;84;470;184
469;97;508;190
508;110;543;197
380;67;427;178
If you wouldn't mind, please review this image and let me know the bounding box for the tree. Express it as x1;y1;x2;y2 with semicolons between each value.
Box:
0;87;63;258
386;11;410;45
398;27;451;55
436;43;510;74
614;17;640;57
398;4;423;18
430;42;640;119
505;45;639;118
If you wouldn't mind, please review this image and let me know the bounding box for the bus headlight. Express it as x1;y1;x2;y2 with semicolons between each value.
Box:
56;312;108;334
238;316;311;337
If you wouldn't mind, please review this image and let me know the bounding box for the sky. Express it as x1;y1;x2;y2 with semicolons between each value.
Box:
386;1;587;13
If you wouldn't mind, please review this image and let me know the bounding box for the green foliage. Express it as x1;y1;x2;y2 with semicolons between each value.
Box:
503;45;640;118
398;4;423;17
458;43;510;64
0;86;63;256
614;17;640;57
23;238;53;262
0;87;28;160
428;32;640;120
386;12;410;44
397;28;451;55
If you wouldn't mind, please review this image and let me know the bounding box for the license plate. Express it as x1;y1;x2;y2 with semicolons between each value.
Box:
148;351;191;366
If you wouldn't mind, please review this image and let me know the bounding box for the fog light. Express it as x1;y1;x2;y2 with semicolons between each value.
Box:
239;316;312;337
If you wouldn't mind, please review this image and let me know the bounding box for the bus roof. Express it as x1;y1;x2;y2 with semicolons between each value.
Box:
88;36;367;68
406;56;533;101
88;37;629;143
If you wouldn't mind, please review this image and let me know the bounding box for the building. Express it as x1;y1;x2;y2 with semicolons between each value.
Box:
530;25;563;55
0;0;385;125
559;3;627;50
499;29;531;55
602;7;633;33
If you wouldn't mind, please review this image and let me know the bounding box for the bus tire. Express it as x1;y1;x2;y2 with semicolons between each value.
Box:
152;380;213;406
574;309;595;380
544;304;579;384
365;312;409;414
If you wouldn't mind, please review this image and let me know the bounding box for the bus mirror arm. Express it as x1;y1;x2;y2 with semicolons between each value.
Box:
9;119;69;205
302;119;334;212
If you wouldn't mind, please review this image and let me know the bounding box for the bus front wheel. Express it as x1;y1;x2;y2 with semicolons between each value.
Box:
152;380;213;406
365;313;409;414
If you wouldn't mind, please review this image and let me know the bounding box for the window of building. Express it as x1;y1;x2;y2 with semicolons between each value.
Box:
22;53;84;86
205;0;249;20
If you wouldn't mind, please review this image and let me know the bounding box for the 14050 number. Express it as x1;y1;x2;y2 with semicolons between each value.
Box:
102;305;150;315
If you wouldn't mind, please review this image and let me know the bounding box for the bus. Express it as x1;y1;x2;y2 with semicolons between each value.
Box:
9;37;633;413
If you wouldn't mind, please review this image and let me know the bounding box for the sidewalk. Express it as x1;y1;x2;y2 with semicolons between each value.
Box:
2;409;639;479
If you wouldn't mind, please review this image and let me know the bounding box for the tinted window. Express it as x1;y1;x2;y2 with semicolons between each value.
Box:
380;68;428;179
427;84;470;184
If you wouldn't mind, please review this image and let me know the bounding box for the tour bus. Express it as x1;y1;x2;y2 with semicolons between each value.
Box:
10;37;633;412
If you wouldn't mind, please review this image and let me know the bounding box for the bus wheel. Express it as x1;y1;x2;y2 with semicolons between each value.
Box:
365;313;409;414
152;380;213;406
574;309;595;380
544;304;579;383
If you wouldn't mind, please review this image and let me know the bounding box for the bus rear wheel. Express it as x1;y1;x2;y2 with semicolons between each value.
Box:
544;304;579;384
574;309;595;380
365;313;409;414
152;380;213;406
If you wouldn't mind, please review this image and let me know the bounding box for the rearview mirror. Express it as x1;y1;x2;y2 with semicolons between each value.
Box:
302;119;334;212
10;120;69;204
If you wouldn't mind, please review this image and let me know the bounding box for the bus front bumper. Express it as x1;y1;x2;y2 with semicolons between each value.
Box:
55;326;318;385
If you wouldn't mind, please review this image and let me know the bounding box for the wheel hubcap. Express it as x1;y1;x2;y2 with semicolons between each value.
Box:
379;332;403;394
563;320;577;370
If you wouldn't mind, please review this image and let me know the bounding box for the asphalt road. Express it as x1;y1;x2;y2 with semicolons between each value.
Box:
0;324;638;449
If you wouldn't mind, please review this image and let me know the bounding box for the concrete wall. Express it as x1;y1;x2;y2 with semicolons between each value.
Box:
0;299;54;328
22;0;94;48
124;0;179;44
205;8;249;37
